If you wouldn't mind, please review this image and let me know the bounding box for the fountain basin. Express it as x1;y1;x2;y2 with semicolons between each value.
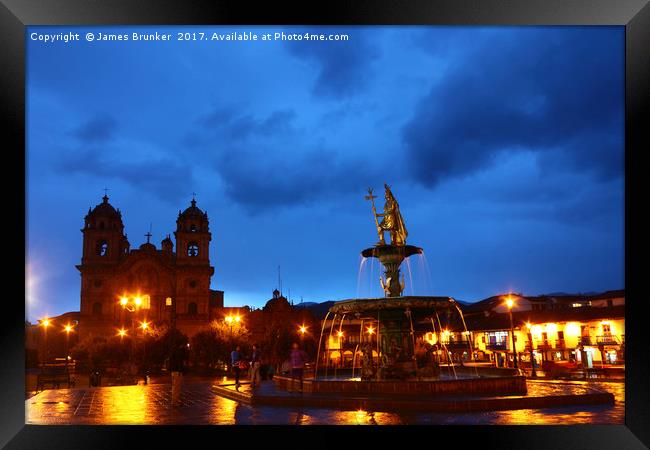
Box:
274;374;527;396
329;295;455;316
361;244;423;260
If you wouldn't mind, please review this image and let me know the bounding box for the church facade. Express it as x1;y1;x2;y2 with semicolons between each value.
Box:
76;195;223;340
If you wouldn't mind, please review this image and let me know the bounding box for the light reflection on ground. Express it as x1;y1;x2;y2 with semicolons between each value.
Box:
26;380;624;425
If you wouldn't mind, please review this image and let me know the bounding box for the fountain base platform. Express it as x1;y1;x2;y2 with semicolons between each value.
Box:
212;379;615;413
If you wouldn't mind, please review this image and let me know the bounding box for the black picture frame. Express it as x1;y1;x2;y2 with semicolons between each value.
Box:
3;0;648;448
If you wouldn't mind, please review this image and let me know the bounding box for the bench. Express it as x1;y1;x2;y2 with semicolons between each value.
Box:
36;364;72;390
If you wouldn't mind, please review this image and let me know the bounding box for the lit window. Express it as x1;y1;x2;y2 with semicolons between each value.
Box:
188;243;199;257
166;297;173;306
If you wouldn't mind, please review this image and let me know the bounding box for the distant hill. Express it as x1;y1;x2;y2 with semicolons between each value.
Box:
294;301;336;319
545;291;599;296
294;301;318;307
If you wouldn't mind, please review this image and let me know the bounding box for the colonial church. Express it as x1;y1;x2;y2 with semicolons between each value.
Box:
76;194;224;340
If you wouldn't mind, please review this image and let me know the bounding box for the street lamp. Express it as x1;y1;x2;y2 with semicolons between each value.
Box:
504;296;519;369
63;323;74;362
225;314;241;344
40;318;51;365
526;322;537;378
119;293;147;370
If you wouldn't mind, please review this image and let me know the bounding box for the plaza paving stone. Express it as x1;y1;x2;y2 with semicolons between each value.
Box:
28;382;243;425
25;379;625;425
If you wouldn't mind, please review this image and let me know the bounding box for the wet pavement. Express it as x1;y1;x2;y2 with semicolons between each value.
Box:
26;379;624;425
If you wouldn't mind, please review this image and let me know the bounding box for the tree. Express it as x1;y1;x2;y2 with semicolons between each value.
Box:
190;329;228;373
146;328;189;372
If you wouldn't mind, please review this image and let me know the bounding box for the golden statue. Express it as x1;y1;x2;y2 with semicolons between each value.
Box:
366;184;408;246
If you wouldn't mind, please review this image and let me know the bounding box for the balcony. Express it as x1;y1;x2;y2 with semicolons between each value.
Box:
486;342;508;351
554;339;566;349
537;341;552;351
445;339;473;349
579;336;594;346
596;335;621;345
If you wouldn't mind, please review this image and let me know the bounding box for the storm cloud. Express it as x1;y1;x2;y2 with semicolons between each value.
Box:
402;28;624;187
284;27;381;98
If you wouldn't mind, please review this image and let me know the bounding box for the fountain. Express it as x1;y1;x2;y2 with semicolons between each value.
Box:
212;184;615;413
276;184;528;397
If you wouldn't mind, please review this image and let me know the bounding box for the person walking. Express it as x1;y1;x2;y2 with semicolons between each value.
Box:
170;341;186;406
231;345;242;391
288;342;308;393
250;344;261;389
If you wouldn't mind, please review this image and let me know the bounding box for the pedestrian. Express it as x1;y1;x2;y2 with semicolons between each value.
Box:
288;342;308;393
249;344;262;389
231;345;242;391
170;342;186;406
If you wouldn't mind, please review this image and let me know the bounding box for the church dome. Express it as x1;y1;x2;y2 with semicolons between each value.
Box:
176;198;209;233
179;199;207;220
263;289;291;312
88;195;121;218
138;242;157;252
84;195;124;231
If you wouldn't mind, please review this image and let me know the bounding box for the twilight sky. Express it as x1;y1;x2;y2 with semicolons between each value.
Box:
26;26;624;322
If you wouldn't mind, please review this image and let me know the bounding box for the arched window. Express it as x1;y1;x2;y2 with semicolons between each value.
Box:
92;302;102;315
190;224;197;232
188;302;198;315
99;221;105;230
187;242;199;257
96;240;108;256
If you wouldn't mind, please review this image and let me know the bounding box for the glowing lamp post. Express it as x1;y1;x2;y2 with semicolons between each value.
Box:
63;324;74;362
505;296;519;369
366;326;375;344
40;318;51;365
119;294;146;371
525;322;537;378
225;314;241;345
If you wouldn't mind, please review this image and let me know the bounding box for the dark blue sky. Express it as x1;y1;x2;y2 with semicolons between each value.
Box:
26;26;624;322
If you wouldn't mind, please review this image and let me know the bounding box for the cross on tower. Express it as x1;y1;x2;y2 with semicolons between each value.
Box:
103;187;110;196
145;223;152;243
191;192;197;201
